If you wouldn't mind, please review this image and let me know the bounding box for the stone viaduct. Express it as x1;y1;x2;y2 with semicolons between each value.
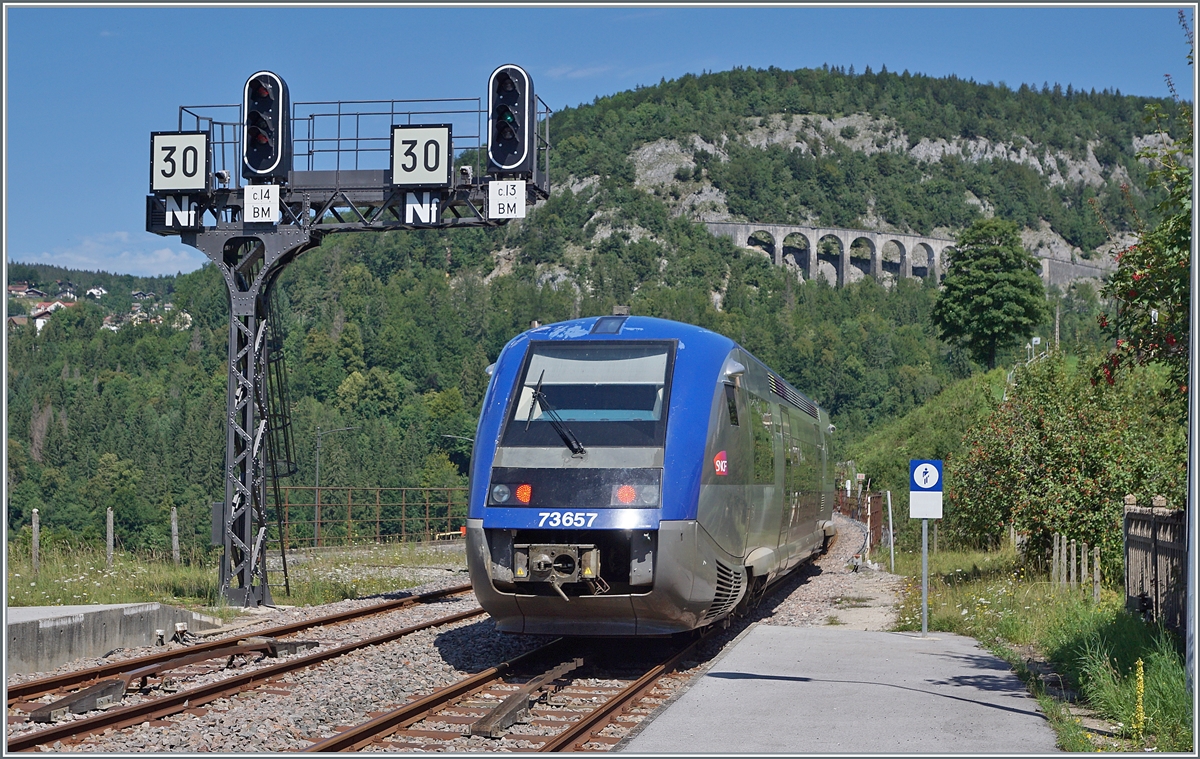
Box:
704;221;1117;289
705;221;954;287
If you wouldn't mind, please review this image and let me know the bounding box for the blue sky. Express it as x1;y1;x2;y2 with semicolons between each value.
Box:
4;5;1194;277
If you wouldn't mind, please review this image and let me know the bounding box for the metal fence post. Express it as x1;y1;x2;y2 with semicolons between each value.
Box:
31;509;39;575
1070;539;1076;588
886;490;895;573
1093;545;1100;603
106;507;114;569
868;494;878;559
172;506;180;565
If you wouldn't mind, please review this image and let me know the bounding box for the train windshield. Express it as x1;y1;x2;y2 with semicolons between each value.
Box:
501;341;675;448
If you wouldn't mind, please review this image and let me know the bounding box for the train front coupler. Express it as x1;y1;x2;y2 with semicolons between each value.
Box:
512;543;603;599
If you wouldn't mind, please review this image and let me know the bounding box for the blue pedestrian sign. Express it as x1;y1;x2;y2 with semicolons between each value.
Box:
909;459;943;519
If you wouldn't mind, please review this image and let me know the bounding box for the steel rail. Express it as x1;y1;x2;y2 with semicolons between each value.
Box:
538;637;703;752
301;638;567;752
6;583;471;705
7;606;485;752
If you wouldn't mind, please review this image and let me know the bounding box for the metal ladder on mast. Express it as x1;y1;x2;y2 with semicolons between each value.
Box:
261;285;297;597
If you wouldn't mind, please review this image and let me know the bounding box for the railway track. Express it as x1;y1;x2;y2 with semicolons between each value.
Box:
302;633;705;752
6;583;471;707
6;528;857;753
7;587;479;752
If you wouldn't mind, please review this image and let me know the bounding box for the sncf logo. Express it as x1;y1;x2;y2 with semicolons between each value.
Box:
713;450;728;476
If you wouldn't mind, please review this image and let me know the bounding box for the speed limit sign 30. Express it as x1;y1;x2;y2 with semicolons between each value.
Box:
391;125;452;188
151;132;210;193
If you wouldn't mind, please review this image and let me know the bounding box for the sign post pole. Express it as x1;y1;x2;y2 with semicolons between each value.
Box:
922;518;929;637
909;459;944;640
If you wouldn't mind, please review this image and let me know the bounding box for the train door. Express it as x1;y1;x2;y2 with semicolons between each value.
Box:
797;417;823;553
745;392;781;560
778;408;803;567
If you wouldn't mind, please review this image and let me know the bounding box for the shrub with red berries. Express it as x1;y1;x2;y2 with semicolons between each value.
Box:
1093;50;1192;418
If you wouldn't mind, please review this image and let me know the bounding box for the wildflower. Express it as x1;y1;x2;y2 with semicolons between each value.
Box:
1132;658;1145;742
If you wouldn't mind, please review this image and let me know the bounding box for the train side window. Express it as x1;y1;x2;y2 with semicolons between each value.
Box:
723;384;739;426
749;394;775;485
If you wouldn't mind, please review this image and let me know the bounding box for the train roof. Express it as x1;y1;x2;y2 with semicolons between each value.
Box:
507;315;822;419
520;315;736;347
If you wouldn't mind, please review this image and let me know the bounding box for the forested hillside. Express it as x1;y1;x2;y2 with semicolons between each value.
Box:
10;63;1164;551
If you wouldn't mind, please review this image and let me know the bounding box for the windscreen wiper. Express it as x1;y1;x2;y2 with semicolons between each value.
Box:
524;370;587;456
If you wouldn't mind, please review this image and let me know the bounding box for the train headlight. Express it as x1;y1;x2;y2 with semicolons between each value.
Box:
491;484;511;503
639;485;659;506
614;484;638;505
515;483;533;504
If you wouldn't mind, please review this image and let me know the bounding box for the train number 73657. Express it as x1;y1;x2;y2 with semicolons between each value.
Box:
538;512;599;527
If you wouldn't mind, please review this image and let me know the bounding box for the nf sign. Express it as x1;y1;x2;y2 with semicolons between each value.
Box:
245;185;278;224
909;459;943;519
489;180;526;219
165;196;200;228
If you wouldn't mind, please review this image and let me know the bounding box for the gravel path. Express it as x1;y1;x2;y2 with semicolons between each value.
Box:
8;516;906;752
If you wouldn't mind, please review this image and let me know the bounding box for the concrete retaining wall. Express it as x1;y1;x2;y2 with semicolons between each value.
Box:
6;603;222;675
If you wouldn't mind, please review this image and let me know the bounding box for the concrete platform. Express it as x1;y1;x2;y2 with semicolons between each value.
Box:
6;603;222;675
621;624;1059;754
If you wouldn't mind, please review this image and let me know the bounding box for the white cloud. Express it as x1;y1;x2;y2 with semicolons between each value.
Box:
545;64;616;80
13;232;209;277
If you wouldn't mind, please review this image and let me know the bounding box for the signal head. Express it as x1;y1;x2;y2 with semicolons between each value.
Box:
487;64;535;178
242;70;291;182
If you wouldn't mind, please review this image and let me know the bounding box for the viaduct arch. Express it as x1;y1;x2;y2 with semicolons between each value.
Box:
705;222;1118;289
706;221;956;287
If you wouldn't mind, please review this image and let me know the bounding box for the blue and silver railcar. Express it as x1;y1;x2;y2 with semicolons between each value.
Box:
466;315;835;635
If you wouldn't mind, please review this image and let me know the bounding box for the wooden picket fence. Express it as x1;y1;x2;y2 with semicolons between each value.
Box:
1123;495;1187;637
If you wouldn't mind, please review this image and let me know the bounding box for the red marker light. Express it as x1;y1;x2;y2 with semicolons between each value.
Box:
515;484;532;504
616;485;638;505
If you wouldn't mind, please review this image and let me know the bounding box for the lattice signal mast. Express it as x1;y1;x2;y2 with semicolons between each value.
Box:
147;66;550;606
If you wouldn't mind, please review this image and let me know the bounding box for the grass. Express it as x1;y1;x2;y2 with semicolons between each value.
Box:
891;543;1193;752
273;541;468;607
6;538;468;616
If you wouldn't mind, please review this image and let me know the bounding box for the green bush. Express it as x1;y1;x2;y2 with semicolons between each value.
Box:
944;353;1185;571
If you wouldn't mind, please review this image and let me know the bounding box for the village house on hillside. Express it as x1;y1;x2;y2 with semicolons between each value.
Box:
9;300;81;333
86;286;107;298
7;282;48;299
54;280;78;300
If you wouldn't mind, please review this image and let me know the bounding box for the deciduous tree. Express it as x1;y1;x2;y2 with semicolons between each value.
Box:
931;218;1049;369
